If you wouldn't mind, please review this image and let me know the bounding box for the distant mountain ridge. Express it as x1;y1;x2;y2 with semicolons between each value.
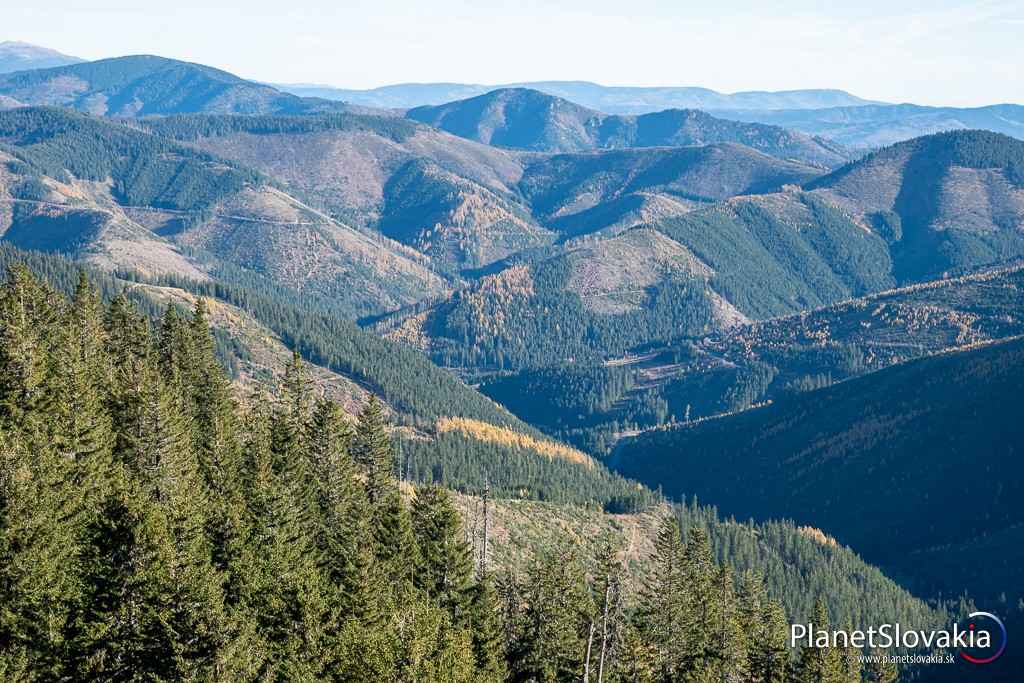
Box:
143;111;819;270
278;80;881;113
717;102;1024;148
0;40;83;74
407;88;850;167
0;55;348;117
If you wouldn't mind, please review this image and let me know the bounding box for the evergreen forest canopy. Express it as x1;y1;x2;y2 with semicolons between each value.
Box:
0;262;918;682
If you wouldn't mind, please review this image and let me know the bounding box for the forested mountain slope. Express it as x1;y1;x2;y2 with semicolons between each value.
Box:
613;337;1024;604
380;191;895;372
375;228;728;371
407;88;850;166
0;259;953;682
0;107;446;316
803;129;1024;282
0;243;653;511
475;261;1024;454
0;55;344;116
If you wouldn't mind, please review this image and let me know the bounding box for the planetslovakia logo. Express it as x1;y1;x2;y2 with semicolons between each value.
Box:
960;612;1007;664
790;612;1007;665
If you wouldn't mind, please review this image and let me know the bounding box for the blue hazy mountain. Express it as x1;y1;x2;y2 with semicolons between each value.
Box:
0;41;83;74
716;102;1024;148
277;80;882;113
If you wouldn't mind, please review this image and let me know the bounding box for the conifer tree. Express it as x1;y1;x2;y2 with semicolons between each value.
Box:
466;573;508;683
739;570;789;683
794;599;845;683
509;545;591;683
639;516;687;678
838;621;863;683
0;264;59;428
412;485;475;623
304;396;384;647
51;272;115;502
0;429;80;679
182;302;247;576
679;526;722;680
236;397;331;677
352;395;393;504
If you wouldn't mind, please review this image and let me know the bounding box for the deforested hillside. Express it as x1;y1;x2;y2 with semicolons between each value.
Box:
0;107;447;316
612;337;1024;604
804;129;1024;281
518;143;821;234
144;112;832;271
407;88;851;166
143;113;547;270
453;494;948;638
0;55;344;116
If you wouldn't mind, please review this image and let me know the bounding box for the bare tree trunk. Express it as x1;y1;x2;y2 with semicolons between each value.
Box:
597;580;613;683
584;620;596;683
481;480;490;574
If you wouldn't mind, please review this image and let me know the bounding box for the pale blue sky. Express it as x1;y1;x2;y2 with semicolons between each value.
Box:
4;0;1023;106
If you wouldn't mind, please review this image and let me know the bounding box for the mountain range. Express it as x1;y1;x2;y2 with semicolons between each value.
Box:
720;102;1024;149
2;44;1024;674
279;80;882;113
379;129;1024;376
0;107;446;316
407;88;850;166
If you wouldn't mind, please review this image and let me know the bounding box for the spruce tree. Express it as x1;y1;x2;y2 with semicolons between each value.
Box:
680;526;720;680
739;571;789;683
51;272;115;502
236;398;331;677
412;485;475;624
794;599;845;683
466;574;508;683
0;429;80;679
509;545;591;683
0;264;59;428
639;516;687;679
352;395;393;504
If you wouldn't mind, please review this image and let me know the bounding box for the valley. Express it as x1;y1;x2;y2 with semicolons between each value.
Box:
1;40;1022;680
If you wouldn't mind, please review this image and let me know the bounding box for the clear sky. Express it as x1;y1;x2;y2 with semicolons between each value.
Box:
4;0;1023;106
